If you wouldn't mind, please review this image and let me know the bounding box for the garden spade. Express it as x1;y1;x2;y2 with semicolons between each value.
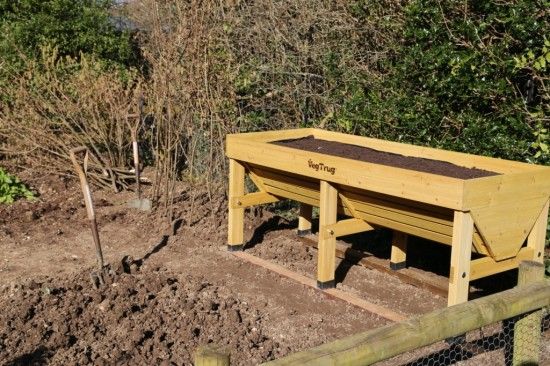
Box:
69;146;107;288
126;102;151;211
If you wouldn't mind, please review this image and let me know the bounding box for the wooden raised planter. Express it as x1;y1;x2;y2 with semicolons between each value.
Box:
225;128;550;306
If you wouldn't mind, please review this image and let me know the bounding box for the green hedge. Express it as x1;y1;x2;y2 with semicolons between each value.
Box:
332;0;549;164
0;0;138;76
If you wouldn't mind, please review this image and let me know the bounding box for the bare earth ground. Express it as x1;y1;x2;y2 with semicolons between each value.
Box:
0;171;450;365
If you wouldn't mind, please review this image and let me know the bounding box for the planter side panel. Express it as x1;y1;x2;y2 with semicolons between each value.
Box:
464;170;550;261
227;139;465;210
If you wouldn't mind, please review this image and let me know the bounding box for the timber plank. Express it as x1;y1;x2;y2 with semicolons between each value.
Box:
231;191;279;208
231;251;407;322
469;247;534;281
322;218;374;239
227;129;315;143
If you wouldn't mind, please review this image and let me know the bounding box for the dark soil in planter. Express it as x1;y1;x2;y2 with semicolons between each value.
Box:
273;136;499;179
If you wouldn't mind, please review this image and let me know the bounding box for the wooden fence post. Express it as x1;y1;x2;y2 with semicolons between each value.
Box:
194;345;230;366
512;260;545;366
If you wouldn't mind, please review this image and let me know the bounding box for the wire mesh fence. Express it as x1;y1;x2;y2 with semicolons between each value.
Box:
374;308;550;366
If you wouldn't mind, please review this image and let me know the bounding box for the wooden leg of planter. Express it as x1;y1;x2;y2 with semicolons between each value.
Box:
317;181;337;289
298;203;313;236
447;211;474;307
527;199;549;264
390;231;408;270
228;159;245;251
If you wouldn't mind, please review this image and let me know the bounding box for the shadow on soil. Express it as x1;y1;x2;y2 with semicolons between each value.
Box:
245;216;295;250
121;234;170;272
6;346;49;366
246;214;519;297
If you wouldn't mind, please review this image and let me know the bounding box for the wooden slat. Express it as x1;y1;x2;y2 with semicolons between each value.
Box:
230;191;278;208
255;165;453;229
255;166;454;233
339;193;359;218
244;164;271;193
448;211;474;306
472;227;489;256
265;185;319;207
345;195;454;237
342;185;452;221
260;176;450;243
264;180;454;245
254;165;451;224
322;218;374;239
227;128;315;143
231;251;407;322
469;248;535;281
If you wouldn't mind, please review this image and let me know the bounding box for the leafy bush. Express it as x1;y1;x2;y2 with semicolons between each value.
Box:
343;0;549;164
0;0;139;79
0;168;35;204
1;0;548;215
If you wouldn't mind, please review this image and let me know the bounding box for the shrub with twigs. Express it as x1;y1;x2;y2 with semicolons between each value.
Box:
0;46;143;190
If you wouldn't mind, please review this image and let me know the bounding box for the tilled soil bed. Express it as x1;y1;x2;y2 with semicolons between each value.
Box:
0;258;285;365
0;171;466;366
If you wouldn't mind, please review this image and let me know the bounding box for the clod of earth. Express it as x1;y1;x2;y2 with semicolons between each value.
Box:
0;258;285;365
